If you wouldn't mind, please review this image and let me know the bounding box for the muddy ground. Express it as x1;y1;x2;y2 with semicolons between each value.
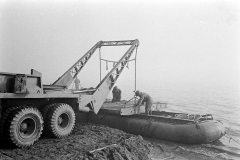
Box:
0;123;155;160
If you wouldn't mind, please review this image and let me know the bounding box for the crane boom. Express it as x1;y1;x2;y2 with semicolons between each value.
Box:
53;40;137;88
77;39;139;114
53;41;103;87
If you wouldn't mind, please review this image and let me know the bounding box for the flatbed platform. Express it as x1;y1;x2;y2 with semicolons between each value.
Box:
100;100;168;115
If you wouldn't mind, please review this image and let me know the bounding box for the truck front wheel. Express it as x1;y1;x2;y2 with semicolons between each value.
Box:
7;107;43;147
45;103;75;138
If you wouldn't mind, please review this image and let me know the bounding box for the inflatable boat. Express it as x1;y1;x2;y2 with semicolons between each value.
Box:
89;102;225;144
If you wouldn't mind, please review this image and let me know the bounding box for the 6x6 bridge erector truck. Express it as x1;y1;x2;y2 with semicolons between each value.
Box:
0;39;139;147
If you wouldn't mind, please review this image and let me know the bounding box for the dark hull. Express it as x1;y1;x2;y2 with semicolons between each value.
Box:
89;111;225;144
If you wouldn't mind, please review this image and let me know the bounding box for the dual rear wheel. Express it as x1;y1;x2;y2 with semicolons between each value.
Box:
42;103;75;138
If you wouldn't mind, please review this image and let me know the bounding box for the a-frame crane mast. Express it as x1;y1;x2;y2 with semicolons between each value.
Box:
52;39;139;114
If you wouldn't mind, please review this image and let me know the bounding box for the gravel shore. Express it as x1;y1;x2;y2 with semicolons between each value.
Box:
0;123;153;160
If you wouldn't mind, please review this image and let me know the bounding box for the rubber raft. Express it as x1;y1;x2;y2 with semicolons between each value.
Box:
89;110;225;144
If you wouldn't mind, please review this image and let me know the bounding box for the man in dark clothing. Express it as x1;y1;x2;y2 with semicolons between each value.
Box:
135;90;153;115
74;77;81;90
112;86;121;103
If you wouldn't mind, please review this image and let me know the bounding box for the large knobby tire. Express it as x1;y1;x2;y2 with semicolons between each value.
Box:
45;103;75;138
40;103;55;136
0;106;21;144
7;107;43;147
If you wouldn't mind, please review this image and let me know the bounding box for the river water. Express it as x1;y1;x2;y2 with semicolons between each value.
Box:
147;83;240;160
116;82;240;160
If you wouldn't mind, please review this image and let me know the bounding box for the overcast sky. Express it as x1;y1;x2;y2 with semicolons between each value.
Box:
0;0;239;94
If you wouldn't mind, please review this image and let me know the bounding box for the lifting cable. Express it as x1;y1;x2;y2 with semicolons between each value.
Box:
98;46;138;93
134;46;138;92
99;48;102;82
124;46;139;106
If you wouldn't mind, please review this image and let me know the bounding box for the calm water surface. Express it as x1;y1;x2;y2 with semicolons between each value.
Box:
150;83;240;160
120;82;240;159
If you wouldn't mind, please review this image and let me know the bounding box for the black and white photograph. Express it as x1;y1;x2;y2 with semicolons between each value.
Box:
0;0;239;159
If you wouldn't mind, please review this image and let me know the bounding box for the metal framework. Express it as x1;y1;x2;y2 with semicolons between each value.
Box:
52;39;139;114
53;40;138;90
99;45;138;91
53;41;103;87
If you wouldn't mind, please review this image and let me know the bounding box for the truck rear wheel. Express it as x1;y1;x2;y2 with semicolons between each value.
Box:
45;103;75;138
40;103;54;136
6;107;43;147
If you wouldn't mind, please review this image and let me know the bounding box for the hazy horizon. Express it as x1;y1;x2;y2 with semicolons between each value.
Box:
1;0;239;98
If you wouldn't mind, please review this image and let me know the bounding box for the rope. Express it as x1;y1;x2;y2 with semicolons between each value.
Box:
98;45;138;98
124;97;135;105
134;47;138;92
224;133;240;146
100;58;135;63
99;48;102;81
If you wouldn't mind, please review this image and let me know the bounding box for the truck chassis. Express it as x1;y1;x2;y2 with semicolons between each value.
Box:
0;39;139;147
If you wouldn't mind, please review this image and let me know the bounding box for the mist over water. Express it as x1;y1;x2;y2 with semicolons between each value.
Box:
110;81;240;159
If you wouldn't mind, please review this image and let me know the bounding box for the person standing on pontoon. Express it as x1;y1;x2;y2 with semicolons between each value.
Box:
112;86;122;103
74;77;82;90
135;90;153;115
